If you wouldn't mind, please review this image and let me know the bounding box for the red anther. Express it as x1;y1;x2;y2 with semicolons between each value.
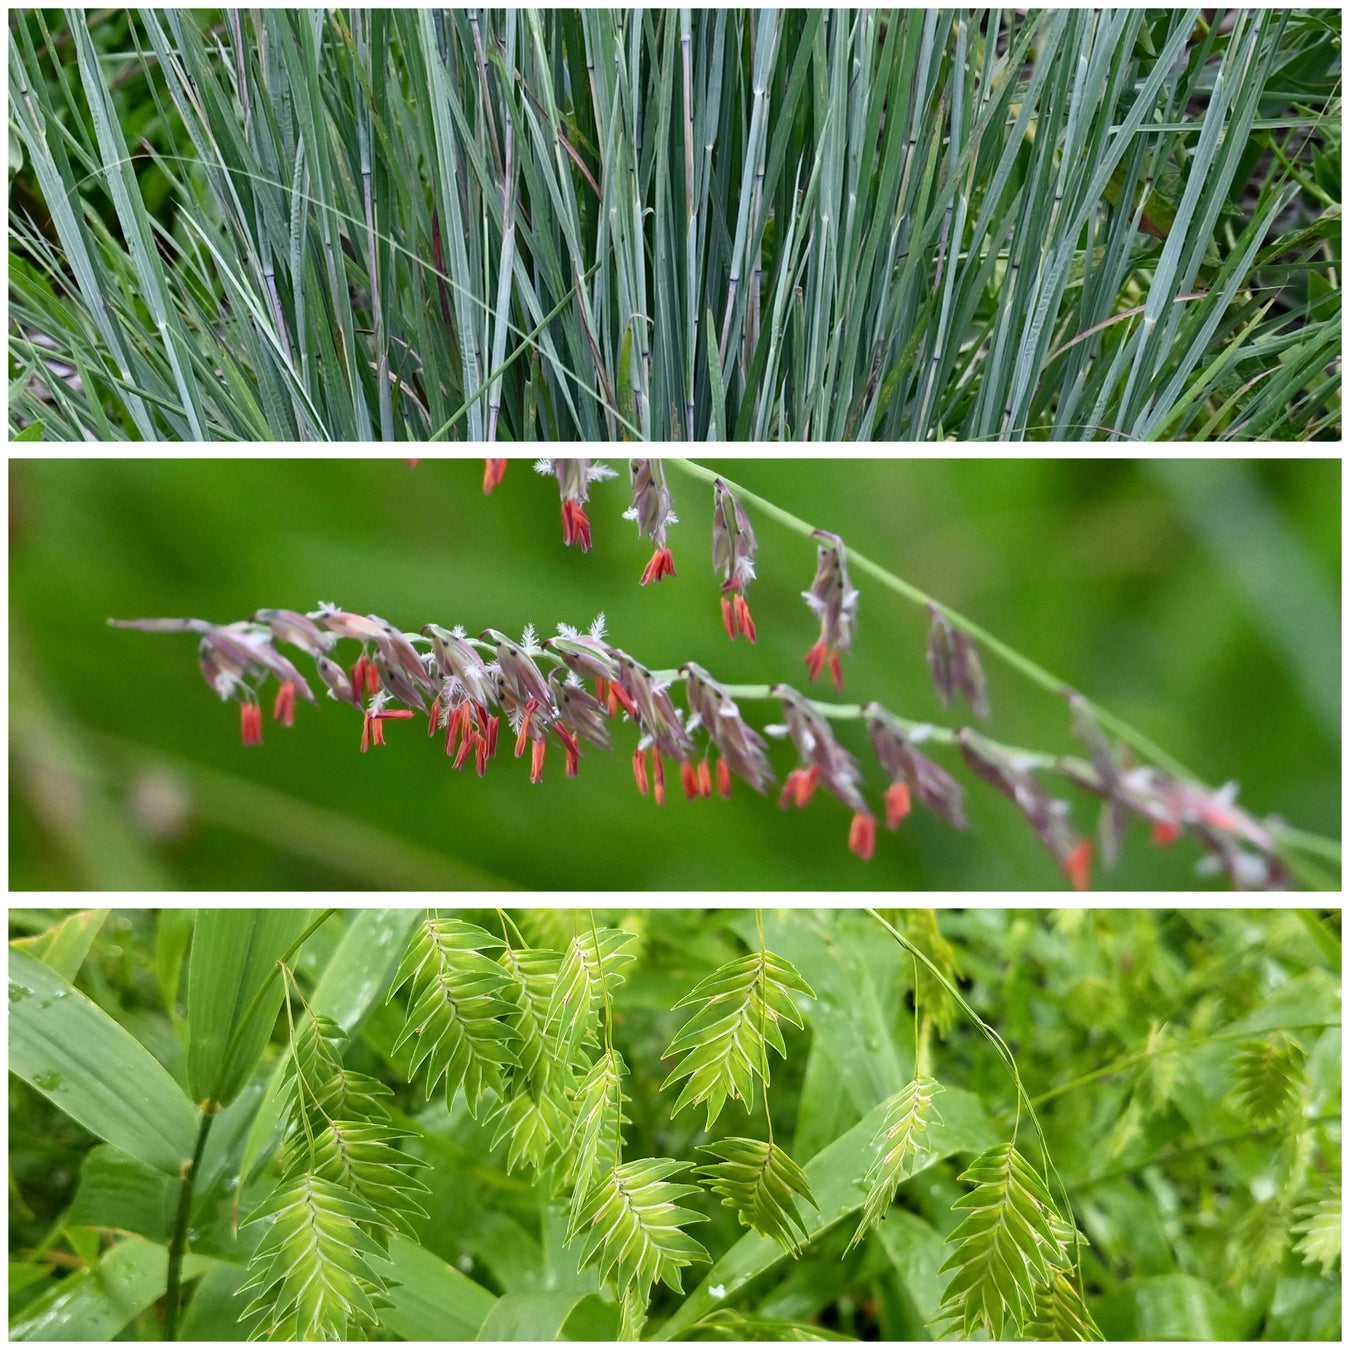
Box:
848;812;877;861
483;458;508;493
514;700;538;758
1152;820;1180;847
595;676;608;705
427;697;441;737
530;738;546;784
721;595;737;640
453;731;473;770
804;640;828;683
779;765;819;809
640;547;676;585
884;781;912;831
360;712;371;754
240;701;263;746
1065;840;1092;892
715;759;731;799
272;681;296;727
653;751;665;806
734;594;757;643
829;651;844;691
485;715;500;759
609;681;638;718
680;760;699;800
475;733;489;777
562;733;581;777
632;747;649;796
561;498;593;551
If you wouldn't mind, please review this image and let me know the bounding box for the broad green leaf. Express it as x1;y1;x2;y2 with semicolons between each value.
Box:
186;908;310;1111
175;1262;264;1340
478;1290;616;1341
8;1262;50;1296
561;1293;622;1340
651;1084;996;1340
9;949;200;1176
153;907;196;1015
66;1144;178;1243
1095;1273;1243;1340
756;910;909;1116
1263;1274;1341;1341
9;1236;211;1341
313;907;421;1032
10;909;109;981
873;1208;949;1325
377;1234;498;1340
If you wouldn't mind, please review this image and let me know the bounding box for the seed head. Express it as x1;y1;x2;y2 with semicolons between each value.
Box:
863;703;967;830
802;530;859;691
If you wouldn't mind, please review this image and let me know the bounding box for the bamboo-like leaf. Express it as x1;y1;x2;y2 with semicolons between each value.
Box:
846;1075;944;1253
376;1234;498;1340
933;1142;1072;1340
570;1157;709;1301
9;1236;211;1342
662;950;815;1130
239;1172;391;1340
187;909;311;1112
8;949;199;1177
1026;1269;1105;1341
696;1137;819;1256
10;908;109;982
389;916;520;1117
1231;1032;1307;1127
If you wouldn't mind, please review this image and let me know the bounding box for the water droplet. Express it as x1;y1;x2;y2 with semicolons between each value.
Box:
9;982;30;1004
33;1071;62;1092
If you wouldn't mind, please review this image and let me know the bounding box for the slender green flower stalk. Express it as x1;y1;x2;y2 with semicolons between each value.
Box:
107;458;1338;890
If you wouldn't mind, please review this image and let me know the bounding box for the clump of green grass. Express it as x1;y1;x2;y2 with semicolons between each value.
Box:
9;9;1341;440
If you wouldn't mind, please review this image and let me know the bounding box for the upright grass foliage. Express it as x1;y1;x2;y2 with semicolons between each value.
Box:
9;9;1341;440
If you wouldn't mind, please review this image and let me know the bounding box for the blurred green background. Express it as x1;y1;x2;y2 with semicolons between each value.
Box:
8;458;1340;890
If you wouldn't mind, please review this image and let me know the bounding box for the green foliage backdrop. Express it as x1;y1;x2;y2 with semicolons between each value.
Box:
8;457;1340;890
7;907;1342;1341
